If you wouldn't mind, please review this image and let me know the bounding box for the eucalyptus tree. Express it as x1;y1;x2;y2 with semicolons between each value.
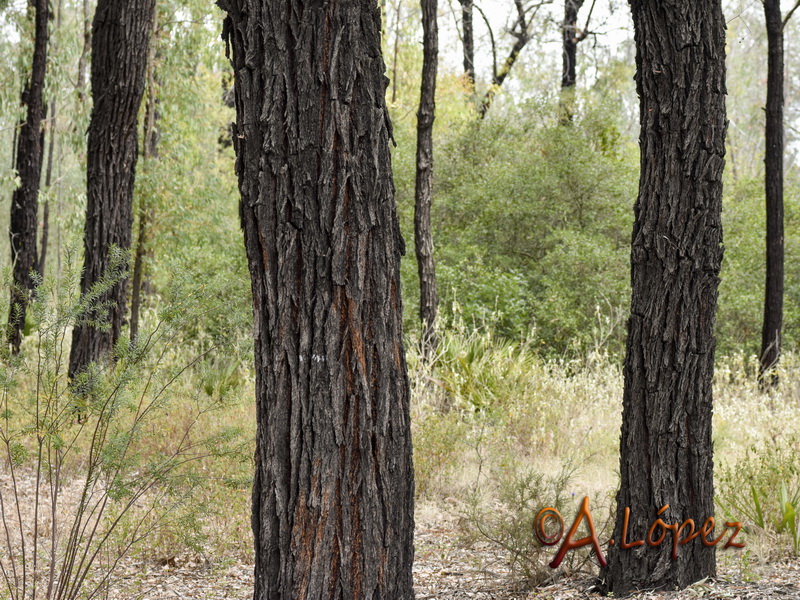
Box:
69;0;156;377
7;0;48;353
601;0;727;594
218;0;415;597
760;0;800;382
415;0;440;353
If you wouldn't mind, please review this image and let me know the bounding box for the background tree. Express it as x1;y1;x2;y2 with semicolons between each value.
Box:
38;0;64;278
130;11;161;343
559;0;595;120
459;0;475;92
480;0;551;117
759;0;800;381
600;0;727;595
218;0;416;597
7;0;48;353
415;0;440;353
69;0;156;377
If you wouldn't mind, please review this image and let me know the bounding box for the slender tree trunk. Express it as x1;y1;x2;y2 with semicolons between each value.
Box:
77;0;91;101
130;13;160;343
219;0;415;597
561;0;583;88
600;1;727;595
559;0;584;121
8;0;48;353
39;100;55;277
479;36;527;117
415;0;439;353
69;0;156;378
760;0;784;382
479;0;537;120
459;0;475;92
39;0;63;278
391;0;404;104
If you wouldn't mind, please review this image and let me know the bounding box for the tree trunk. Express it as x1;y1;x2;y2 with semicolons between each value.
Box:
39;0;63;278
130;13;160;344
69;0;156;378
559;0;584;121
460;0;475;93
415;0;439;353
599;1;727;595
8;0;48;353
561;0;584;89
760;0;784;381
219;0;416;597
391;0;404;104
77;0;91;101
479;35;528;117
39;99;55;277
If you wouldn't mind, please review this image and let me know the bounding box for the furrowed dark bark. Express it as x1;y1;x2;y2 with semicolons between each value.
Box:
8;0;48;353
415;0;439;354
760;0;784;381
599;1;727;595
219;0;415;598
69;0;156;378
459;0;475;92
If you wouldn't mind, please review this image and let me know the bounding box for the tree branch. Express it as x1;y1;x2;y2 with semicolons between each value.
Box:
783;0;800;28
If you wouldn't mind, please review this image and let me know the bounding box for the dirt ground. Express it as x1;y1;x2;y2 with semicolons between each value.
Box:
102;510;800;600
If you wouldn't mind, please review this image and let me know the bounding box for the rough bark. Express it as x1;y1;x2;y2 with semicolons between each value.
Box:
219;0;415;597
130;14;160;344
415;0;439;354
8;0;48;353
760;0;784;380
599;1;727;595
459;0;475;92
69;0;156;378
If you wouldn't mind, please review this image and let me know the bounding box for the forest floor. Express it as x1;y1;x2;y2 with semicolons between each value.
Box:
103;505;800;600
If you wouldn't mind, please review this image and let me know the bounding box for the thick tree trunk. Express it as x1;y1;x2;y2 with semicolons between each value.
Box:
8;0;48;353
69;0;156;378
599;1;727;595
415;0;439;354
219;0;415;597
459;0;475;92
130;14;160;344
760;0;784;381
